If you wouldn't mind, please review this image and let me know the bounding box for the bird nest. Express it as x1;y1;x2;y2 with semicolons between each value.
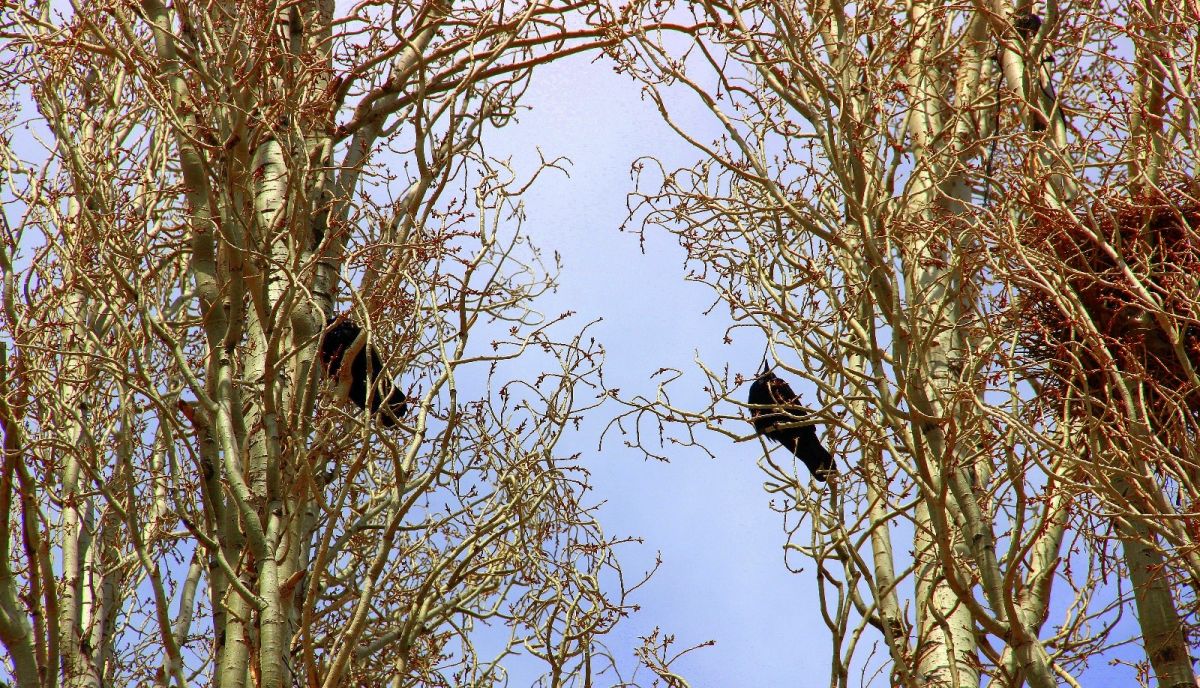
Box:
1014;181;1200;419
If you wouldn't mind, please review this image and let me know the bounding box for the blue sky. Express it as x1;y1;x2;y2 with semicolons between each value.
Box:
487;55;841;686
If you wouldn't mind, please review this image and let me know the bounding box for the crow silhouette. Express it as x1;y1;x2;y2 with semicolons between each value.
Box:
320;318;407;427
1012;12;1041;41
748;371;835;481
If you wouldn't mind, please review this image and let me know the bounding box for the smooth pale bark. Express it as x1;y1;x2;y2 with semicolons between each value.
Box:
55;223;104;688
900;4;982;684
0;344;42;688
1117;476;1196;688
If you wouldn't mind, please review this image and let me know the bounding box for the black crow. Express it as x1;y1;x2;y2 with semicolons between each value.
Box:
748;371;835;481
1012;12;1042;41
319;318;407;427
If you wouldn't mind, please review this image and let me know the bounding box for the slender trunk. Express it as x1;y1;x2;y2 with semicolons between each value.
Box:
57;245;103;688
901;3;980;684
0;345;41;688
1115;476;1196;688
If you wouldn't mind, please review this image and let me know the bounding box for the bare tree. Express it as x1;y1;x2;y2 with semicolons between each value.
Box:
0;2;670;687
613;0;1199;686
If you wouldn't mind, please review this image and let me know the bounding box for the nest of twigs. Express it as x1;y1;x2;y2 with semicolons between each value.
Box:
1015;182;1200;418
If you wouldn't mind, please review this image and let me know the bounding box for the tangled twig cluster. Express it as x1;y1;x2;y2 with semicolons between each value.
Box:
1017;182;1200;420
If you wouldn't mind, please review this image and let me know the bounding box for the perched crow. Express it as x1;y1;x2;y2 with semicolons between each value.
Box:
1012;12;1042;41
319;318;407;427
748;371;835;481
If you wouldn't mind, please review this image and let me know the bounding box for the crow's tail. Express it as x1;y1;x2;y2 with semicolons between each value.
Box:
792;429;835;481
374;386;408;428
